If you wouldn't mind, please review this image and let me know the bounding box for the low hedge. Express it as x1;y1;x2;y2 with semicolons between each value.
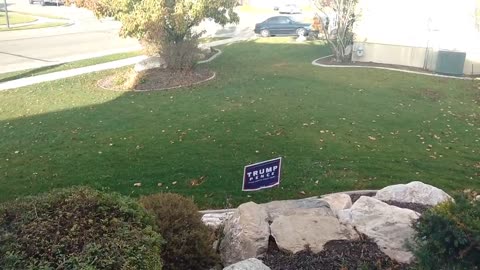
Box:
412;192;480;270
140;193;219;270
0;187;163;270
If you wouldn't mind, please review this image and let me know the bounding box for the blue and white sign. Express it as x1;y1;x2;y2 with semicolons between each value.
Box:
243;157;282;191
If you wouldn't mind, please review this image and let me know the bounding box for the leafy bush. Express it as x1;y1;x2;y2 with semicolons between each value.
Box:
162;40;200;71
412;192;480;270
140;193;219;270
0;187;163;270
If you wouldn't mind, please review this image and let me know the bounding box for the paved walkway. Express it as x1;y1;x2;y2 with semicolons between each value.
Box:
0;15;71;29
0;36;254;91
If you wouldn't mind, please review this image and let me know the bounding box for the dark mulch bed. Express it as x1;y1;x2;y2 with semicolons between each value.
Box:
135;68;214;91
349;192;376;203
316;56;479;79
348;193;431;214
263;236;411;270
384;201;431;214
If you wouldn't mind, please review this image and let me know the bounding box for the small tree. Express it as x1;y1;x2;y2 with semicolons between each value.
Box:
76;0;239;70
314;0;357;63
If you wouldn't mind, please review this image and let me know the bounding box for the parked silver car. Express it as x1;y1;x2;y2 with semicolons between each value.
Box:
278;4;302;14
29;0;64;6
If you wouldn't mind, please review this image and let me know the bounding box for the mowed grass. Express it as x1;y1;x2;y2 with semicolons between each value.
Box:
0;51;143;83
0;21;69;32
0;38;479;209
0;12;37;25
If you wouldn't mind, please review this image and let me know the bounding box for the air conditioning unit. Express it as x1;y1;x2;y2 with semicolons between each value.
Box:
435;50;466;76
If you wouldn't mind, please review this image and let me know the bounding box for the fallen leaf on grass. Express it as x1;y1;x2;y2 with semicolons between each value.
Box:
299;191;306;195
368;136;377;141
190;176;206;187
133;183;142;187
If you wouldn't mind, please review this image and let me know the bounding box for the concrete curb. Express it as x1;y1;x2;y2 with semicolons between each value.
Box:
197;48;223;64
312;55;476;80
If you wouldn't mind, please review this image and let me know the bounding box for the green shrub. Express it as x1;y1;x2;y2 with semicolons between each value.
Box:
140;193;219;270
412;192;480;270
0;187;163;270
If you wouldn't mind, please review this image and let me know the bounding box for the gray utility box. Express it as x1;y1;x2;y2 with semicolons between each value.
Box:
435;50;466;76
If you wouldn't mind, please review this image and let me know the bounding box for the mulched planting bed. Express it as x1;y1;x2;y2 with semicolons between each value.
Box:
135;68;214;91
349;192;376;203
348;193;431;214
384;201;431;214
263;237;411;270
316;56;479;79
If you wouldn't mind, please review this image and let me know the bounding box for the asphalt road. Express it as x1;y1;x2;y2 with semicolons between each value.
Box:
0;1;262;74
0;0;142;73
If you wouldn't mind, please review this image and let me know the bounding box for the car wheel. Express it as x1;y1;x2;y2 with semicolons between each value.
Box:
260;29;270;38
296;28;306;36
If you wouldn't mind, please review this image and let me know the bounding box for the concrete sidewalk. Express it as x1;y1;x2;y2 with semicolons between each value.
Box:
0;56;146;91
0;36;254;91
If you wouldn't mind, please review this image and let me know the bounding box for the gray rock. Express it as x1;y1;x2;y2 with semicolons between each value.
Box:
199;44;212;54
202;212;234;229
134;56;167;72
196;53;207;60
375;181;452;206
338;196;420;263
320;193;352;213
223;258;271;270
262;198;333;222
271;209;357;253
220;202;270;266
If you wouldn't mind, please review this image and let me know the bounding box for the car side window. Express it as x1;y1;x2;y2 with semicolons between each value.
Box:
278;17;291;24
268;17;280;24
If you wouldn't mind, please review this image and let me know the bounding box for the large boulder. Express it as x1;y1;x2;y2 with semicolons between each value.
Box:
223;258;271;270
271;209;357;253
338;196;419;263
134;56;167;72
261;198;333;222
199;44;212;54
219;202;270;266
320;193;352;213
375;181;452;206
201;211;234;229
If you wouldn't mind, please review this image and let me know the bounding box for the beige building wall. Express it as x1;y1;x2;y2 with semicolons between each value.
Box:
352;0;480;75
351;43;427;69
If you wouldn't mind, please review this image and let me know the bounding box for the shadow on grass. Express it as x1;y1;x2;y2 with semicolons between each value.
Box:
0;64;63;83
0;40;477;208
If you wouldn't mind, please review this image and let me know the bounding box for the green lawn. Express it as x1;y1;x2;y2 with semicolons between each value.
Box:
0;38;478;209
0;21;69;32
0;12;37;25
0;51;143;83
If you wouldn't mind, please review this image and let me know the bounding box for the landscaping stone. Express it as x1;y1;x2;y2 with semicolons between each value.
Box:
262;198;333;222
199;44;212;54
320;193;352;213
220;202;270;266
375;181;452;206
270;209;357;253
134;56;167;72
202;212;234;229
196;53;207;60
338;196;420;263
223;258;271;270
